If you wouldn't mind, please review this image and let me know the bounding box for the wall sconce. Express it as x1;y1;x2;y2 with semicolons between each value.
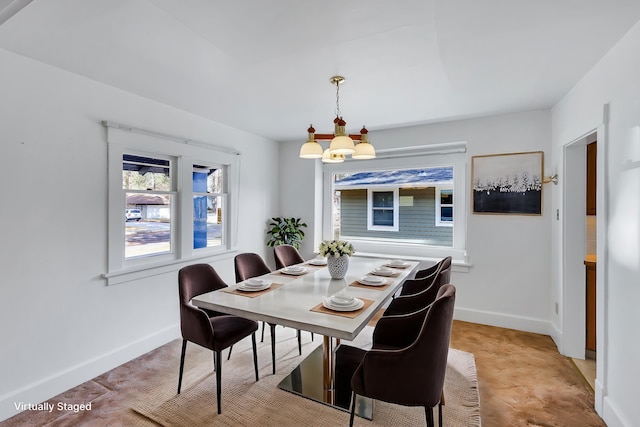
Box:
543;173;558;185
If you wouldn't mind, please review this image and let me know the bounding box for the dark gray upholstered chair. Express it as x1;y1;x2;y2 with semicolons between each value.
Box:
273;244;305;270
411;256;452;290
234;252;306;374
336;284;456;427
177;263;259;414
384;259;450;316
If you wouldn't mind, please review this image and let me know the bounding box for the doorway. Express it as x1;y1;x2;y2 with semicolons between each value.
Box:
562;123;607;410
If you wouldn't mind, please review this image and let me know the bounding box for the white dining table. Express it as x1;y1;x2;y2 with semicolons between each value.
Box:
191;255;419;418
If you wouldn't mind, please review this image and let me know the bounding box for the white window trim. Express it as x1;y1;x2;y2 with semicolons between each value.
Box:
367;188;399;231
103;122;241;285
435;186;454;227
321;143;468;263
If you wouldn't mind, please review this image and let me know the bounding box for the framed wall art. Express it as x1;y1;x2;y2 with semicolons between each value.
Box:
472;151;543;215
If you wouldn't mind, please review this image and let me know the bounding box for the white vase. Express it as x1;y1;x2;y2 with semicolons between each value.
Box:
327;255;349;279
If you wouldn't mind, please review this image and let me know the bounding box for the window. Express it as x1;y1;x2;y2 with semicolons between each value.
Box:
435;187;453;227
367;189;399;231
104;122;240;285
322;143;467;261
123;154;174;259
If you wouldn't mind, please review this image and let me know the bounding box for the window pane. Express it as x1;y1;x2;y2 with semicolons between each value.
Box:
373;209;394;226
194;195;223;248
123;155;171;191
372;191;394;208
441;206;453;222
125;192;171;259
440;189;453;204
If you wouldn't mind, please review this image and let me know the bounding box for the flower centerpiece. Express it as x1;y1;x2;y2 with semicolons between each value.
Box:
319;240;355;279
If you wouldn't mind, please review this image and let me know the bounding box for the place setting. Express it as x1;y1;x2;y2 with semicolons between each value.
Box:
382;259;411;269
278;265;311;276
223;278;284;298
349;274;392;290
310;292;374;318
369;266;401;278
305;256;328;267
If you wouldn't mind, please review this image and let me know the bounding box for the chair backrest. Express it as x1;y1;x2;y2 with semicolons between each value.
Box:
234;253;271;282
415;256;452;281
178;264;229;348
410;284;456;406
439;256;452;284
386;259;450;316
273;244;305;270
372;284;456;407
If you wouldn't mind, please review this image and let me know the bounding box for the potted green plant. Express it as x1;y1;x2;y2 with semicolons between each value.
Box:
266;217;307;249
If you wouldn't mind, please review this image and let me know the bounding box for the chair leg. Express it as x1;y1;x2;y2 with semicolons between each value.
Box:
425;406;434;427
251;333;259;382
215;351;222;414
227;345;233;360
261;321;266;342
349;391;357;427
177;339;187;394
438;402;443;427
311;332;314;341
269;323;276;374
297;329;302;355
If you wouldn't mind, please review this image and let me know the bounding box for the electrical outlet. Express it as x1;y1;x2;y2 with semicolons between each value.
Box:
555;302;559;314
557;209;560;220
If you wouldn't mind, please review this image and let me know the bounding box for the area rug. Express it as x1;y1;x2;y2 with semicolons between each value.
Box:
132;326;481;426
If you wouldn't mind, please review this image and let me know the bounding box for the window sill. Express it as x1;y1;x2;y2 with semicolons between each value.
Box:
103;249;237;286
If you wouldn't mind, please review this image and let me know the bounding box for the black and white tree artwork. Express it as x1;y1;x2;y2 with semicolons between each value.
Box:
472;151;543;215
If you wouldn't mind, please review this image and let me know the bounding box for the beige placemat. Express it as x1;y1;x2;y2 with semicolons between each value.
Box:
222;283;284;298
310;298;375;318
348;280;393;291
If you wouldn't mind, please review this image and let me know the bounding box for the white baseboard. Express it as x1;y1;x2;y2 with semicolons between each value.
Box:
602;394;633;427
0;324;180;423
549;323;563;353
454;306;552;336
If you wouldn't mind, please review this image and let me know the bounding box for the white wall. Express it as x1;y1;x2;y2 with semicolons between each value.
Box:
0;49;279;421
551;21;640;427
281;110;554;334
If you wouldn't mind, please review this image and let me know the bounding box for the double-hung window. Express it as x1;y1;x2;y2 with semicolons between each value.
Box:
367;189;399;231
104;122;239;285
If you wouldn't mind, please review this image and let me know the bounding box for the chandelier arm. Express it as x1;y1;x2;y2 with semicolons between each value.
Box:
314;133;362;141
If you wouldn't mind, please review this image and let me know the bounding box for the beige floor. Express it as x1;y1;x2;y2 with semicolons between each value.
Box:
2;320;605;426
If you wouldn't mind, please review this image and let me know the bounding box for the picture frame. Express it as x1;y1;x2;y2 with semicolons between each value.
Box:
471;151;543;215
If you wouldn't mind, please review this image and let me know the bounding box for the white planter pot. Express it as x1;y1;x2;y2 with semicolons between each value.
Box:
327;255;349;279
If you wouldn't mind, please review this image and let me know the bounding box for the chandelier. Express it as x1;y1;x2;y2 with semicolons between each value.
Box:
299;76;376;163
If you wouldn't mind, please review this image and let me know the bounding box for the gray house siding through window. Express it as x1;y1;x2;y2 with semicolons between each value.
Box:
339;188;453;246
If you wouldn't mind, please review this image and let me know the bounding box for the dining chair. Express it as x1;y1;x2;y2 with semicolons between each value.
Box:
336;284;456;427
384;260;449;316
177;263;259;414
414;256;452;282
273;244;305;270
234;252;305;374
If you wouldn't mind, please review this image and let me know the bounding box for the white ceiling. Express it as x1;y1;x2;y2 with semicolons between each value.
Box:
1;0;640;142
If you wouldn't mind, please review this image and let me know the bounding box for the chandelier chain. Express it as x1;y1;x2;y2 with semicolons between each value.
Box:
335;80;341;118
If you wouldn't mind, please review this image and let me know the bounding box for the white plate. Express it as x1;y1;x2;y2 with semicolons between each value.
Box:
371;267;395;277
329;295;356;306
358;275;386;286
282;267;308;275
323;297;364;312
245;278;272;288
237;282;271;292
308;259;328;266
386;260;409;268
